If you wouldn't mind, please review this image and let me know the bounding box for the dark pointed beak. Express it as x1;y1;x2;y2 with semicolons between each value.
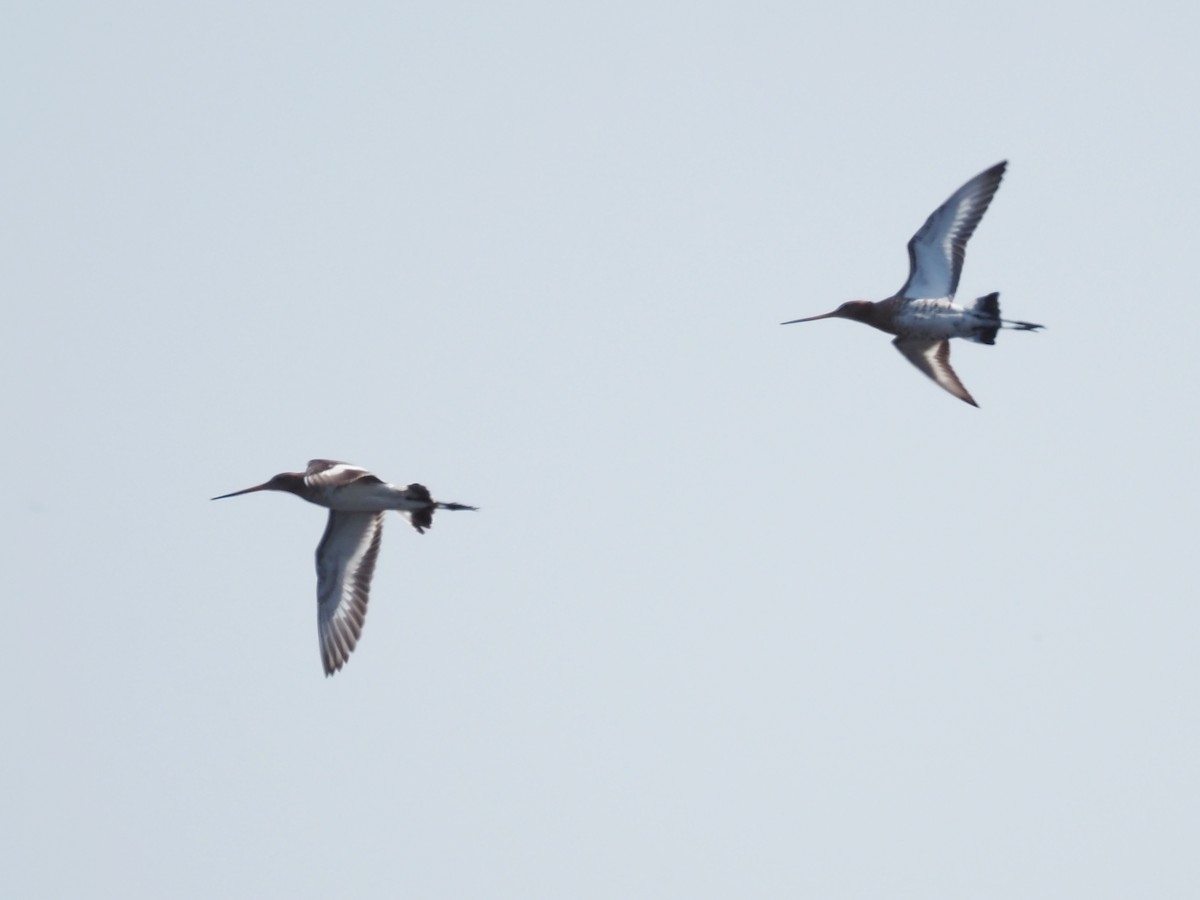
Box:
781;310;840;325
211;482;272;501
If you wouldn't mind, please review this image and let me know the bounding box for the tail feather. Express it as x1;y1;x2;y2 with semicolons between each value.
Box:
402;483;478;534
969;292;1043;344
975;291;1000;319
405;483;434;533
971;292;1000;345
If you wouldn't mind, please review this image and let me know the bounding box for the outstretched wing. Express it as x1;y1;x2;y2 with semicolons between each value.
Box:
899;161;1006;301
892;337;978;407
315;510;385;675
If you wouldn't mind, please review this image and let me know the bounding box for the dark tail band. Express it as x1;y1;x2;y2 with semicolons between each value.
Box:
971;292;1043;344
404;483;478;534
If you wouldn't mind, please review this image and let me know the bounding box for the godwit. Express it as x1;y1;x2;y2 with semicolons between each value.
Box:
782;161;1042;406
212;459;477;676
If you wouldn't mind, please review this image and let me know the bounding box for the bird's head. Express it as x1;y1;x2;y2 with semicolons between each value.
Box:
781;300;874;326
211;471;304;501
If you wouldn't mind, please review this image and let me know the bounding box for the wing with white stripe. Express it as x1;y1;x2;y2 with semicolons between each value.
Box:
892;337;978;407
304;459;383;489
315;510;384;675
899;161;1006;300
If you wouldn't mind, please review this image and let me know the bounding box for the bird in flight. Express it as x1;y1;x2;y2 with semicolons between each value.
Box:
213;459;476;675
782;161;1042;406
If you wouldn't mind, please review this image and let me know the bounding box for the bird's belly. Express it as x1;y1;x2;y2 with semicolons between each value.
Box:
896;299;975;338
324;483;423;512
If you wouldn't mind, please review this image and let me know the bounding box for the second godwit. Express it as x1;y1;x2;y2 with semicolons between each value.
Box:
212;459;477;676
782;161;1043;406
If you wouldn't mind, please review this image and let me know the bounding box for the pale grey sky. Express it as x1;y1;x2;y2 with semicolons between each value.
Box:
4;2;1198;897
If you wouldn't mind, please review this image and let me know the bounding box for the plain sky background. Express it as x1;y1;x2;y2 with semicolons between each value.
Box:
3;1;1197;897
